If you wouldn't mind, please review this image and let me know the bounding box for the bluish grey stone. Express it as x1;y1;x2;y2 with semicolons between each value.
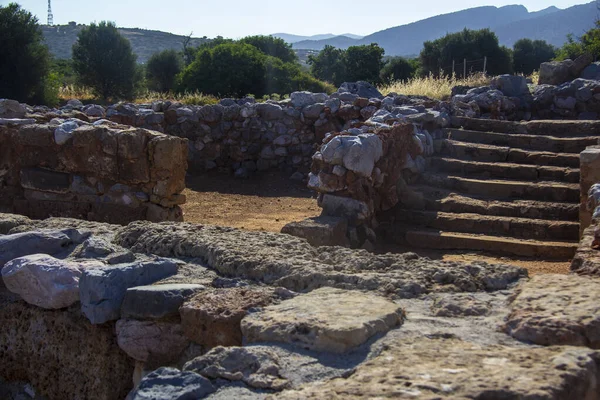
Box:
337;81;383;99
581;62;600;80
0;229;86;267
121;283;205;319
256;103;283;120
128;367;215;400
491;75;529;97
79;259;179;324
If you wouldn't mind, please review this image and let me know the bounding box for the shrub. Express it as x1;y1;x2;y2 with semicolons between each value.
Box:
513;39;555;74
72;21;138;100
0;3;51;104
556;21;600;61
344;43;385;84
420;28;513;77
146;49;182;92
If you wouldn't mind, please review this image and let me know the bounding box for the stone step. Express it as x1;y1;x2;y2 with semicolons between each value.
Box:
420;174;580;203
436;140;581;167
406;185;579;221
396;228;578;259
446;128;599;154
451;116;600;137
394;210;579;241
430;157;580;183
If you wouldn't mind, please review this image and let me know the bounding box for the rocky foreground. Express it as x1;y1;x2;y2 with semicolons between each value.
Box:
1;213;600;399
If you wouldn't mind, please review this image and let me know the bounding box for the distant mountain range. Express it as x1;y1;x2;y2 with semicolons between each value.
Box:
271;33;364;43
286;2;598;56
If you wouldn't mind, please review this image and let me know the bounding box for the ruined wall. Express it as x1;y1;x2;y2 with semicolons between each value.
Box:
0;121;187;224
580;146;600;236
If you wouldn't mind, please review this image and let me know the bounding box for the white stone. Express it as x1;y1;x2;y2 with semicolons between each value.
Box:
1;254;87;309
54;121;79;145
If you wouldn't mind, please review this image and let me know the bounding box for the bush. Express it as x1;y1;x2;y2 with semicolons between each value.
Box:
420;28;513;77
513;39;555;74
0;3;52;104
380;57;419;83
72;21;138;100
146;49;182;92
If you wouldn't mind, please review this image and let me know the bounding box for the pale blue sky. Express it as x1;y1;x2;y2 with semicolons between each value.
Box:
1;0;592;38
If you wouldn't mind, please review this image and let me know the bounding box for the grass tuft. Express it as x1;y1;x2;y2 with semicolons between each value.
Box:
378;72;491;100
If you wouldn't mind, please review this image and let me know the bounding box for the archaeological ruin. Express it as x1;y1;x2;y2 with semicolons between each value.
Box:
3;56;600;400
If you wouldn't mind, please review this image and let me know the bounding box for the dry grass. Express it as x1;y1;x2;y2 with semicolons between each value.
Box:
379;72;491;100
58;86;219;106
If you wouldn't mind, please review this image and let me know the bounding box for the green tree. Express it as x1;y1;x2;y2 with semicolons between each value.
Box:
72;21;138;99
308;45;347;86
380;57;419;83
0;3;51;104
146;49;182;92
512;39;556;74
420;28;513;77
344;43;385;84
556;21;600;61
240;35;297;63
178;42;266;97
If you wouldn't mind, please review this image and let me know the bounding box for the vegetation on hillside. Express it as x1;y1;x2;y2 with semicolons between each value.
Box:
308;44;385;86
555;21;600;61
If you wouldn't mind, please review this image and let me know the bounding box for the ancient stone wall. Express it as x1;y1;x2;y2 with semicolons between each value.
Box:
580;146;600;236
0;121;187;224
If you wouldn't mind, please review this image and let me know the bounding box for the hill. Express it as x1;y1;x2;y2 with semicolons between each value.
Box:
272;32;363;43
41;23;209;63
290;2;596;56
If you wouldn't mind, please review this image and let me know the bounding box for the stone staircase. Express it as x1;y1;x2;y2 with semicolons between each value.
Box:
386;118;600;259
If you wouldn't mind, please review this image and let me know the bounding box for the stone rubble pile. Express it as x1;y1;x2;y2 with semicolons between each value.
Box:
1;213;600;399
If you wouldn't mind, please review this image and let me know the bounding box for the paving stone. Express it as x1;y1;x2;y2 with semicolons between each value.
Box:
79;259;179;324
504;274;600;348
431;294;491;317
274;336;600;399
121;283;205;319
241;287;404;353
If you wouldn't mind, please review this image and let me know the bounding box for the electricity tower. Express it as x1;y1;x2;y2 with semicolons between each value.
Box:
47;0;54;26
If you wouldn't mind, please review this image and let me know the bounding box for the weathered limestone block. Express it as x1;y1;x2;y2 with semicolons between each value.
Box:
121;283;205;320
129;367;215;400
281;216;349;247
1;254;98;309
0;99;26;118
241;287;404;353
180;287;276;348
505;274;600;348
274;337;600;399
430;294;491;317
79;259;179;324
116;319;189;364
183;346;288;390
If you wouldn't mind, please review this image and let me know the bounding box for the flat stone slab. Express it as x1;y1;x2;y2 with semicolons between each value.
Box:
241;287;404;353
504;274;600;348
0;229;86;267
121;283;205;320
79;259;179;324
274;337;600;399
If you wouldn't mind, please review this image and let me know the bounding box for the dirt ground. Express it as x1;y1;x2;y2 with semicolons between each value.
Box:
182;172;571;275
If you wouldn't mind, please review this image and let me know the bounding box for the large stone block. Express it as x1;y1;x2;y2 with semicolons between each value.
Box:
121;283;205;320
281;216;349;247
241;287;404;353
116;319;189;364
79;259;179;324
128;367;215;400
20;167;70;193
0;229;86;267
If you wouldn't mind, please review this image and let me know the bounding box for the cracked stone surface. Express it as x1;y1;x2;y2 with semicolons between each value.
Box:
504;274;600;348
241;287;404;353
273;336;600;399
